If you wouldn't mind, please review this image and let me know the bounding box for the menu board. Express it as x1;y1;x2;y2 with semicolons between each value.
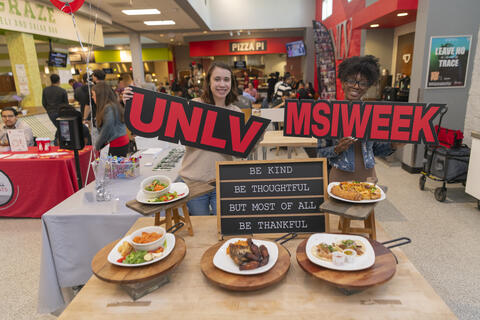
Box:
216;159;329;238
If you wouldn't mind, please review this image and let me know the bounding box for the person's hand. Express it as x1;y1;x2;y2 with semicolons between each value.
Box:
122;86;134;105
334;137;356;154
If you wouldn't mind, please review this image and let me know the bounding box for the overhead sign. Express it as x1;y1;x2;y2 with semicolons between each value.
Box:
216;159;329;238
0;0;103;46
426;35;472;88
230;40;267;52
125;87;270;158
284;99;444;144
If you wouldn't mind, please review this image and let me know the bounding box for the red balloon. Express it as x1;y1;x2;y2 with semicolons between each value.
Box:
49;0;85;14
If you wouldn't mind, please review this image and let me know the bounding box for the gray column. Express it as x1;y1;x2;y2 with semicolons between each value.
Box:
129;32;145;85
303;26;315;84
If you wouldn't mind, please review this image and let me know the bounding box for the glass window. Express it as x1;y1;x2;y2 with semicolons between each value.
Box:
322;0;333;20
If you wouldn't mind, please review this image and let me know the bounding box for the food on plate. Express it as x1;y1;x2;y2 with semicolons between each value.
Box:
117;241;133;257
312;238;366;262
115;239;167;264
147;191;185;203
144;179;168;192
227;238;269;270
133;231;163;244
331;181;381;201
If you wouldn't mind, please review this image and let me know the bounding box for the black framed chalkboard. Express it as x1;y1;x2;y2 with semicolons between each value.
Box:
216;159;329;238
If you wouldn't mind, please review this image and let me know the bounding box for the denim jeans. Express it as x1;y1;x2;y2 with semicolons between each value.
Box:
176;177;216;216
186;190;217;216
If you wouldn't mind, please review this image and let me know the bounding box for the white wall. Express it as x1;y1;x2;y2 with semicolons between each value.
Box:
364;28;394;72
464;25;480;147
192;0;315;30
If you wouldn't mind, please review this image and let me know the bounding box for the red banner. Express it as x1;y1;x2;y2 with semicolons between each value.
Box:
125;87;270;157
284;99;444;144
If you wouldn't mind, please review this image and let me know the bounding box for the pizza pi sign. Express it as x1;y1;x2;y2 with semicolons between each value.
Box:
284;99;444;144
125;87;270;158
230;40;267;52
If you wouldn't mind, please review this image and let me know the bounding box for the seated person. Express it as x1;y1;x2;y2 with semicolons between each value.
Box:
0;107;34;149
234;88;253;109
244;82;258;102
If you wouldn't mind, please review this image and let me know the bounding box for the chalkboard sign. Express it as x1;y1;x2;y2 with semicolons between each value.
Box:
216;159;329;238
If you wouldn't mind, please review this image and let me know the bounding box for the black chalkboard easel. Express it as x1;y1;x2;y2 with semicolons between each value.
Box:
216;159;329;239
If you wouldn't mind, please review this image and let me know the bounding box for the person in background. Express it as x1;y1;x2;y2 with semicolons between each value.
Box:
235;87;253;109
74;73;90;121
244;82;258;102
158;82;167;93
317;55;404;182
242;71;249;88
55;104;92;146
92;82;129;156
92;69;106;84
0;107;34;148
68;78;82;90
238;84;255;103
142;74;157;92
273;74;293;103
123;62;241;215
296;81;312;100
42;74;69;127
266;73;277;103
306;82;316;98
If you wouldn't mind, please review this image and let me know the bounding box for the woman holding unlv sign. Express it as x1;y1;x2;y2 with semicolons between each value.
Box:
123;62;241;215
318;55;404;182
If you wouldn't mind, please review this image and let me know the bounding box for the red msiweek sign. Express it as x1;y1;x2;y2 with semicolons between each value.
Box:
125;87;270;158
284;99;444;144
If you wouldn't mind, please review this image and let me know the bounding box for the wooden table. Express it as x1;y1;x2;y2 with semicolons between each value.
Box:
58;216;456;320
259;130;318;159
126;180;215;235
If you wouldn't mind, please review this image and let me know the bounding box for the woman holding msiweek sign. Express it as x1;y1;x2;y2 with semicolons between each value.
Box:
318;55;405;182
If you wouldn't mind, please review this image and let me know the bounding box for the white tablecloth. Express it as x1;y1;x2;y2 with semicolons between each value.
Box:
38;143;183;314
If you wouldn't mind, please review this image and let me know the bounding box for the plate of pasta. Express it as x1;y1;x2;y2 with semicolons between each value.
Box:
327;181;386;203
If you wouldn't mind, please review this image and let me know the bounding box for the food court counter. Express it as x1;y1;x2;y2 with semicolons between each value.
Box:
57;216;456;320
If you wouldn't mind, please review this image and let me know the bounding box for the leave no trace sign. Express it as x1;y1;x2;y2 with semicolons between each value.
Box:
284;99;445;144
124;87;270;158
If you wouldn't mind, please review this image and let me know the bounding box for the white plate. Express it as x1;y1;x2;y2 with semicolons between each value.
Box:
136;182;189;204
108;233;176;267
213;238;279;275
306;233;375;271
327;182;386;203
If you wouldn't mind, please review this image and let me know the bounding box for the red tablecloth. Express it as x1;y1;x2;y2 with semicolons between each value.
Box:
0;146;95;218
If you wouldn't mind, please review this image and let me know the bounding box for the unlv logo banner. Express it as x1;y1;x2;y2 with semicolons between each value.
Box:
125;87;270;158
284;99;444;144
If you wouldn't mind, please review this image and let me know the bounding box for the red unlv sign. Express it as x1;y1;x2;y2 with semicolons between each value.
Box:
284;100;444;144
125;87;270;157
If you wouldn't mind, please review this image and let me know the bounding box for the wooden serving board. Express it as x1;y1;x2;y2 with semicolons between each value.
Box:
296;238;396;291
200;240;290;291
91;235;186;284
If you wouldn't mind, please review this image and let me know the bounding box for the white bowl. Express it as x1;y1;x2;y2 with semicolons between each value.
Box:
128;226;166;252
141;175;171;199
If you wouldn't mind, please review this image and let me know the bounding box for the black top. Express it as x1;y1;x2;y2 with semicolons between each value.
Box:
42;85;68;114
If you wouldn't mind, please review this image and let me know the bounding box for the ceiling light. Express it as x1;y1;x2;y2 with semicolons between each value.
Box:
370;24;380;28
170;38;174;42
397;12;408;17
203;31;208;34
160;34;164;37
144;20;175;26
122;9;160;15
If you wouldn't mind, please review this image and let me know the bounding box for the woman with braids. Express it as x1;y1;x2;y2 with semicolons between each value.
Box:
317;55;404;182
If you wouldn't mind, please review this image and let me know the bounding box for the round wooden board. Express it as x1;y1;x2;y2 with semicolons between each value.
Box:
91;235;186;284
200;240;290;291
296;238;396;291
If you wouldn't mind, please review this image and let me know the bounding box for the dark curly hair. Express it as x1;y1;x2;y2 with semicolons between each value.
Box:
337;55;380;86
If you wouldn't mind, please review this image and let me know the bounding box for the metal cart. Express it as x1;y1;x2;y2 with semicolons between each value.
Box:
419;107;471;202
